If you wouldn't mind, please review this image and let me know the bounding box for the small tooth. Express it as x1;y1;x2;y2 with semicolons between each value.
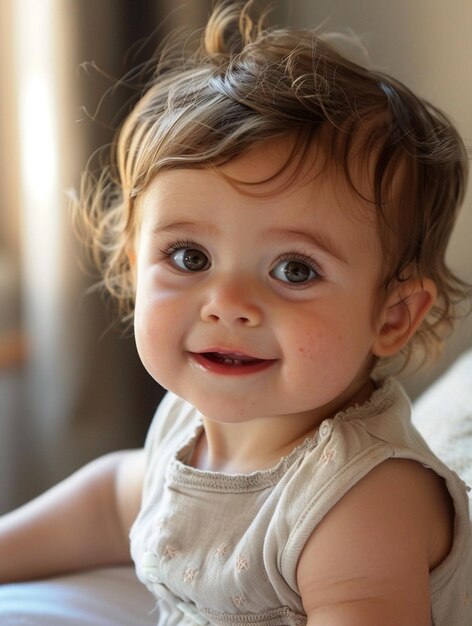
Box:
221;357;245;365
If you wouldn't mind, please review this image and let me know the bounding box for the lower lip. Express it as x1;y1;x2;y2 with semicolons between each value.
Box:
189;353;276;376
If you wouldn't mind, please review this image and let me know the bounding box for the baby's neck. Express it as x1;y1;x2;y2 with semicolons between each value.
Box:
190;378;377;474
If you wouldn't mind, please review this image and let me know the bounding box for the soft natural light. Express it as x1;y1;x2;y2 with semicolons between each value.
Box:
13;0;64;428
15;0;60;293
20;75;58;213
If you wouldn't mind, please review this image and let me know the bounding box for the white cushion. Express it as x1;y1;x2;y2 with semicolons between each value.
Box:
412;348;472;492
0;566;156;625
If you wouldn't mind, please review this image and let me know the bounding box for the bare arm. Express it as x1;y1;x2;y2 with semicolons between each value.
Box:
0;449;144;583
297;459;453;626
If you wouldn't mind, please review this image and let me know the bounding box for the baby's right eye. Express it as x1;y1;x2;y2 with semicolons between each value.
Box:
169;247;211;272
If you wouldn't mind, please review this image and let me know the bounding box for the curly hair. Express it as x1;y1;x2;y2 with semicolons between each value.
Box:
77;0;470;369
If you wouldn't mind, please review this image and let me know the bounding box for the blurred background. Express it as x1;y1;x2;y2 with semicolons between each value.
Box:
0;0;471;514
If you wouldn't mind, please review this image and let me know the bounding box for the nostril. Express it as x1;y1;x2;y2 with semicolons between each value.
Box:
201;299;262;327
205;313;252;325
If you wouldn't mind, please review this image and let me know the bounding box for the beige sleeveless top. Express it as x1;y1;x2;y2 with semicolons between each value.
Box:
130;378;472;626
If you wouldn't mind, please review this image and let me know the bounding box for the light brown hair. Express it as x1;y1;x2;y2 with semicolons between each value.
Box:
78;0;470;368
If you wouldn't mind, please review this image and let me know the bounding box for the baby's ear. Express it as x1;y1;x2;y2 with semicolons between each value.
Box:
372;278;437;357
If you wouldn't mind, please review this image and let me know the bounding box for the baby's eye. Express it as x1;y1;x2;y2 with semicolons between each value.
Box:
271;258;320;284
170;247;210;272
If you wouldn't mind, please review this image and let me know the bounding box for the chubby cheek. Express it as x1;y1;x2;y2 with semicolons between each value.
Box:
133;281;187;385
289;325;346;378
283;311;373;396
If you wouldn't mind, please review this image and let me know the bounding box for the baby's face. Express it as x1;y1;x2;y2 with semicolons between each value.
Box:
133;139;386;425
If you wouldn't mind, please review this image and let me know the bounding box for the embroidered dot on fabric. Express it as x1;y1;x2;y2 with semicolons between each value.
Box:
235;555;250;572
216;544;231;558
163;544;178;559
184;567;200;583
321;448;336;463
232;594;246;607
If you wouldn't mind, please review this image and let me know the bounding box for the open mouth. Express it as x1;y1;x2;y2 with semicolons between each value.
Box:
190;351;276;375
202;352;264;366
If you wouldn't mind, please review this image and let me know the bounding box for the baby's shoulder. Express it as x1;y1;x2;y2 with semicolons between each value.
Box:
296;458;454;623
344;458;454;568
300;456;453;570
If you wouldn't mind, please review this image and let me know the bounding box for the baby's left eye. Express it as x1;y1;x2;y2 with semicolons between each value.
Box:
270;258;320;284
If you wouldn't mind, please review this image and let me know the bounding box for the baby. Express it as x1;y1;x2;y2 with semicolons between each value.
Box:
1;2;471;625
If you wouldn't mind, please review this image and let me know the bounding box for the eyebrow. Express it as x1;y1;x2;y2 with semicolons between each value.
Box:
151;220;219;236
266;228;348;264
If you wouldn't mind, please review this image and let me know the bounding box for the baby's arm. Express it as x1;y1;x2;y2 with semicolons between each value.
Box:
0;449;144;583
297;459;453;626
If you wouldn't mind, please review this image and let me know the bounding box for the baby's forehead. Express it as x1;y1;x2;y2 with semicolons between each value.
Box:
138;131;388;237
140;135;382;235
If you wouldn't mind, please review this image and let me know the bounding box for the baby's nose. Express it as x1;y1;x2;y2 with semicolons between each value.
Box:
200;279;263;327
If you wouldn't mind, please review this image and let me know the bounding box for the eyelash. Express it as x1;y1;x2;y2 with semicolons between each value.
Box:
161;240;205;256
272;252;324;282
